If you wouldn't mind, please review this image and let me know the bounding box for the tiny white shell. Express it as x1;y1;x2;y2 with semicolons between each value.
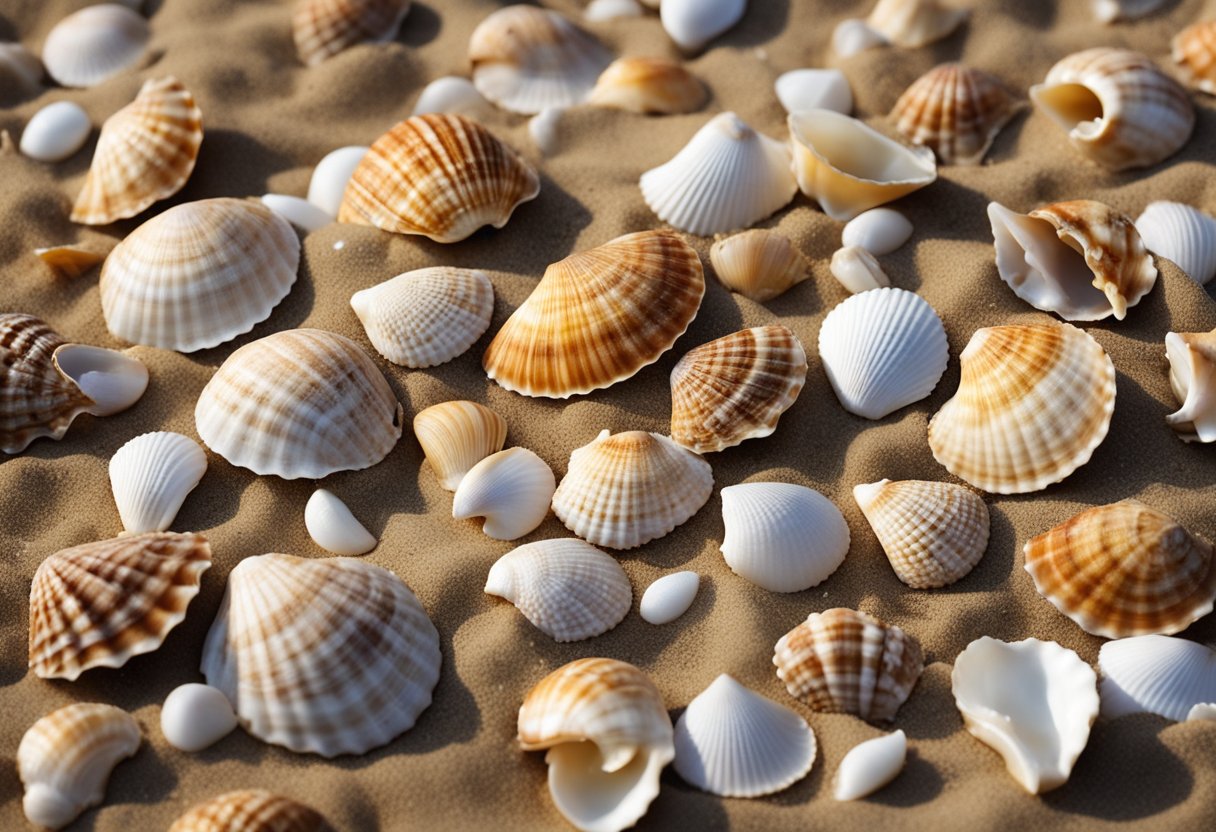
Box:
304;488;377;556
41;4;149;88
831;19;888;58
160;683;238;752
260;194;333;232
661;0;746;52
452;447;556;541
1135;201;1216;286
308;145;369;216
20;101;90;162
1098;635;1216;722
842;208;913;255
774;68;853;115
830;246;891;294
585;0;644;22
1189;703;1216;721
833;730;907;801
411;76;494;119
639;571;700;625
109;431;207;535
529;107;563;156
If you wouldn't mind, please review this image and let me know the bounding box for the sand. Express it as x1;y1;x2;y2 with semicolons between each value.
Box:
3;0;1216;829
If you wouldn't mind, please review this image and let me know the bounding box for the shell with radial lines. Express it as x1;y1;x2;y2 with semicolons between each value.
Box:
1166;330;1216;442
292;0;411;67
1098;635;1216;722
41;4;148;88
709;229;808;302
890;63;1022;165
109;432;207;534
588;57;707;114
1136;201;1216;286
452;447;556;541
413;400;507;491
169;790;335;832
1173;21;1216;95
867;0;968;48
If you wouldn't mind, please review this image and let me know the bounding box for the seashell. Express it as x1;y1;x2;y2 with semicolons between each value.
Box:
292;0;411;67
452;447;556;541
168;790;334;832
818;287;948;419
639;571;700;625
669;326;807;453
71;76;203;226
853;479;989;588
485;538;631;642
1190;703;1216;721
829;245;891;294
261;194;333;232
20;101;90;162
1094;0;1168;23
866;0;968;48
411;76;494;119
29;532;211;680
640;112;796;235
1;313;148;454
18;703;141;830
951;637;1098;794
100;198;300;352
928;322;1115;494
1166;329;1216;442
774;607;923;721
842;208;913;255
1030;48;1193;171
34;245;107;278
673;674;816;797
1173;21;1216;95
833;730;907;801
412;400;507;491
708;228;808;302
307;145;368;216
338;113;539;243
1136;201;1216;286
588;56;707;115
585;0;644;23
483;230;704;398
660;0;746;52
304;488;377;556
195;328;403;480
552;429;714;550
0;43;43;102
529;107;562;156
788;109;936;222
41;4;149;88
831;19;888;59
1023;500;1216;639
109;431;207;534
1098;635;1216;722
468;6;613;115
518;658;674;832
775;68;853;115
720;482;850;593
201;553;441;757
160;683;238;753
891;63;1021;165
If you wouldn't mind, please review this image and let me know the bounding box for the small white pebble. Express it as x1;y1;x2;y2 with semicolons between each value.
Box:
305;488;377;556
842;208;913;255
640;571;700;625
834;730;907;800
161;683;238;752
20;101;90;162
830;246;891;294
333;240;346;251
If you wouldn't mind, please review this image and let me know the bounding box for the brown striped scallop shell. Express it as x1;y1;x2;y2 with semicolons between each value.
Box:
169;790;334;832
1172;21;1216;96
890;63;1021;165
292;0;411;67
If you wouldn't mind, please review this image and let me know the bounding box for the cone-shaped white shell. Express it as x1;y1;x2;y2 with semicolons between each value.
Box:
304;488;377;556
1166;330;1216;443
41;4;149;88
308;145;368;216
411;76;494;118
452;447;556;541
829;246;891;294
20;101;90;162
109;431;207;534
160;683;238;753
1098;635;1216;722
660;0;746;52
260;194;333;232
842;208;913;255
775;68;853;116
1136;201;1216;286
413;400;508;492
833;730;907;801
639;571;700;625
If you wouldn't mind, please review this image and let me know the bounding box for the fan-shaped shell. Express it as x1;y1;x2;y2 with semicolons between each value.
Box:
829;246;891;294
708;229;808;302
639;571;700;625
661;0;746;51
867;0;968;48
775;68;853;116
833;730;907;801
1172;21;1216;95
452;447;556;541
303;488;377;556
891;63;1021;165
412;400;507;491
588;57;706;114
842;208;913;255
168;790;334;832
109;431;207;534
41;4;148;88
1166;330;1216;442
292;0;411;67
1098;635;1216;722
160;683;238;753
1094;0;1168;23
1136;201;1216;286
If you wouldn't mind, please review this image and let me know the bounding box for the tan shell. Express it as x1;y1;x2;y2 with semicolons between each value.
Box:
169;790;334;832
1166;329;1216;442
1024;500;1216;639
588;57;707;115
867;0;968;48
292;0;411;67
413;400;507;491
709;229;808;302
1173;21;1216;96
890;63;1021;165
35;245;107;278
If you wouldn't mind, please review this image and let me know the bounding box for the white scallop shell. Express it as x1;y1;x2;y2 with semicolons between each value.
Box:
639;571;700;625
307;145;368;216
1098;635;1216;722
661;0;746;52
260;194;332;232
160;683;238;753
20;101;90;162
842;208;913;255
1093;0;1168;23
1136;201;1216;286
829;246;891;294
831;19;888;58
411;76;494;119
41;4;149;88
1166;331;1216;443
585;0;644;22
833;730;907;801
108;431;207;534
452;447;556;541
529;107;563;156
1189;703;1216;721
775;68;853;115
304;488;377;556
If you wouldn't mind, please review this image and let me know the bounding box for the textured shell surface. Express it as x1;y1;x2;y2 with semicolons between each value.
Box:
412;399;507;491
292;0;411;67
833;730;907;801
927;322;1115;494
451;447;556;541
160;683;238;753
307;145;368;216
841;207;913;255
588;57;707;115
867;0;968;48
831;18;889;58
41;4;148;88
261;194;334;232
660;0;746;52
1136;201;1216;286
1173;21;1216;95
411;76;494;118
951;637;1098;794
1165;329;1216;442
708;229;808;302
829;245;891;294
168;790;334;832
482;230;704;398
20;101;90;162
1098;635;1216;722
890;63;1021;165
775;68;853;115
304;488;377;556
109;431;207;534
639;571;700;625
200;554;441;757
34;244;108;278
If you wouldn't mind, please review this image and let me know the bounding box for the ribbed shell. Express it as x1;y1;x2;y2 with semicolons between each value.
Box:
867;0;968;48
292;0;410;67
588;57;707;115
1098;635;1216;722
709;229;808;302
483;231;705;398
109;432;207;534
41;4;149;88
28;532;212;680
194;329;403;479
1136;201;1216;286
412;400;507;491
1166;330;1216;442
169;790;334;832
1173;21;1216;95
200;554;441;757
451;447;556;541
928;323;1115;494
72;77;203;225
1;313;92;454
890;64;1021;165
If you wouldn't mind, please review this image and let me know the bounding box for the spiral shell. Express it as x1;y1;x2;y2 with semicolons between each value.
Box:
890;63;1021;165
292;0;411;67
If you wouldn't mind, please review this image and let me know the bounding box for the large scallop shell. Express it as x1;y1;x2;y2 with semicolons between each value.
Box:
1098;635;1216;722
452;447;556;541
169;790;334;832
1166;330;1216;442
866;0;968;48
1136;201;1216;286
412;400;507;491
890;63;1021;165
708;229;808;302
588;57;707;115
1172;21;1216;96
41;4;149;88
482;231;704;398
292;0;411;67
833;730;907;801
927;322;1115;494
109;431;207;534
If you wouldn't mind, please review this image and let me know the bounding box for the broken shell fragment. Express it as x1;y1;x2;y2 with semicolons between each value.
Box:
412;400;507;492
1135;201;1216;286
1165;330;1216;442
109;431;207;534
452;447;556;541
160;683;238;753
833;730;907;801
304;488;377;555
660;0;746;52
168;790;334;832
829;246;891;294
292;0;411;67
42;3;149;88
34;245;107;278
1173;21;1216;95
775;68;853;115
890;63;1021;165
708;229;808;302
842;207;913;255
1098;635;1216;722
20;101;90;162
588;57;707;115
639;571;700;625
867;0;968;48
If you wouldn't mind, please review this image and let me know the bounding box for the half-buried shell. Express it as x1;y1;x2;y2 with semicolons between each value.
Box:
1135;201;1216;286
1165;330;1216;442
168;790;334;832
708;229;808;302
1098;635;1216;722
867;0;968;48
41;4;148;88
412;400;507;492
292;0;411;67
588;57;706;115
890;63;1021;165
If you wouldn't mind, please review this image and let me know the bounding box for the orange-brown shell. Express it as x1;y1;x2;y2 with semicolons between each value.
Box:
588;57;707;115
169;789;334;832
709;229;808;302
1172;20;1216;96
891;63;1021;165
292;0;410;67
0;313;94;454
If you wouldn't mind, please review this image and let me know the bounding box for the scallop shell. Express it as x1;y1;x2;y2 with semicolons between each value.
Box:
660;0;746;52
160;683;238;753
673;674;817;798
42;4;149;88
1098;635;1216;722
21;101;91;162
1023;500;1216;639
412;400;507;492
1094;0;1169;23
1166;329;1216;442
29;532;212;680
411;76;494;119
168;790;334;832
867;0;968;48
640;112;796;235
1173;21;1216;95
292;0;411;67
588;57;707;114
1136;201;1216;286
195;329;403;480
639;571;700;625
890;64;1021;165
18;703;141;830
775;68;853;116
35;245;107;278
841;207;913;255
452;447;556;541
552;429;714;550
109;431;207;535
773;607;923;722
708;229;808;302
72;76;203;225
200;553;441;757
669;325;808;453
304;488;377;556
833;730;907;801
0;43;43;103
831;19;889;59
482;230;704;398
927;322;1115;494
829;245;891;294
952;637;1098;794
307;145;368;216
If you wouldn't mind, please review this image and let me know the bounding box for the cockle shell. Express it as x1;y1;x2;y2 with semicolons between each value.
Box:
109;431;207;534
831;19;889;59
42;4;148;88
640;112;796;236
1166;330;1216;442
304;488;377;556
867;0;968;48
1173;21;1216;95
775;68;853;116
518;658;674;832
1136;201;1216;286
307;145;367;216
18;703;141;830
660;0;746;52
585;0;644;23
891;64;1021;165
485;538;631;642
673;674;817;798
552;430;714;550
1099;635;1216;722
1023;500;1216;639
1094;0;1168;23
0;43;43;103
773;607;923;722
34;245;107;278
72;76;203;226
168;790;334;832
1030;48;1194;171
833;730;907;801
928;322;1115;494
338;113;539;243
292;0;411;67
829;246;891;294
639;571;700;625
412;400;507;491
951;637;1098;794
483;230;704;398
21;101;90;162
588;57;707;114
160;683;238;753
452;447;556;541
261;194;333;232
195;329;403;480
411;76;494;119
708;229;808;302
842;207;913;255
201;554;441;757
350;267;494;368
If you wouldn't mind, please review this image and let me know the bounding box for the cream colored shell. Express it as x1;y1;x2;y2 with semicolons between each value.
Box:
34;245;107;278
588;57;706;114
1173;21;1216;96
452;447;556;541
109;431;207;534
412;400;507;491
867;0;968;48
1166;330;1216;442
709;229;808;302
41;4;148;88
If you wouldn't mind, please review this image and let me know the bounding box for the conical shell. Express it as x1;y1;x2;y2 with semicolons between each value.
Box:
1098;635;1216;722
661;0;746;51
1030;48;1193;171
773;607;923;722
452;447;556;541
833;730;907;801
639;571;700;625
338;113;539;243
483;231;705;398
951;637;1098;794
29;532;212;680
588;57;706;115
18;703;141;830
194;329;403;480
200;554;441;757
41;4;149;88
35;244;107;278
867;0;968;48
890;63;1021;165
1023;500;1216;639
829;246;891;294
552;429;714;550
72;77;203;225
169;790;334;832
1172;21;1216;95
673;674;816;798
640;112;796;236
817;287;949;420
1166;330;1216;442
350;267;494;368
292;0;410;67
1094;0;1168;23
709;229;808;302
304;488;377;556
1136;201;1216;286
109;432;207;534
485;538;631;642
928;322;1115;494
412;400;507;491
853;479;989;589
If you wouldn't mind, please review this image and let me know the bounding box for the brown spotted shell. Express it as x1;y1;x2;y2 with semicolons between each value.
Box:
1172;20;1216;96
891;63;1022;165
292;0;411;67
169;790;334;832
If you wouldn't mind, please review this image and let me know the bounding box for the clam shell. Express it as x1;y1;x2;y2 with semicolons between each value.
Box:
841;207;913;255
775;68;853;116
1173;21;1216;96
708;229;808;302
307;145;367;216
831;19;889;58
552;429;714;550
412;400;507;491
452;447;556;541
20;101;90;162
588;57;707;115
200;554;441;757
482;230;704;398
160;683;238;753
261;194;333;232
660;0;746;52
638;571;700;625
34;245;107;278
1094;0;1168;23
0;43;43;103
891;63;1021;165
109;431;207;534
829;245;891;294
292;0;410;67
867;0;968;48
1098;635;1216;722
1166;329;1216;442
168;790;333;832
42;4;148;88
304;488;377;556
833;730;907;801
1136;201;1216;286
928;322;1115;494
411;76;494;119
194;329;403;480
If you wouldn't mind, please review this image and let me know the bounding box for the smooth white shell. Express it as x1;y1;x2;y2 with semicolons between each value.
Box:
308;145;369;216
108;431;207;534
661;0;746;51
54;344;149;417
1166;331;1216;443
160;683;238;752
529;107;563;156
260;194;333;232
833;730;907;801
774;68;853;115
1136;201;1216;286
1189;703;1216;721
411;76;494;118
304;488;377;556
452;447;556;540
41;4;149;88
1098;635;1216;722
842;208;913;255
831;19;888;58
20;101;90;162
585;0;644;22
829;246;891;294
639;571;700;625
0;43;43;98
